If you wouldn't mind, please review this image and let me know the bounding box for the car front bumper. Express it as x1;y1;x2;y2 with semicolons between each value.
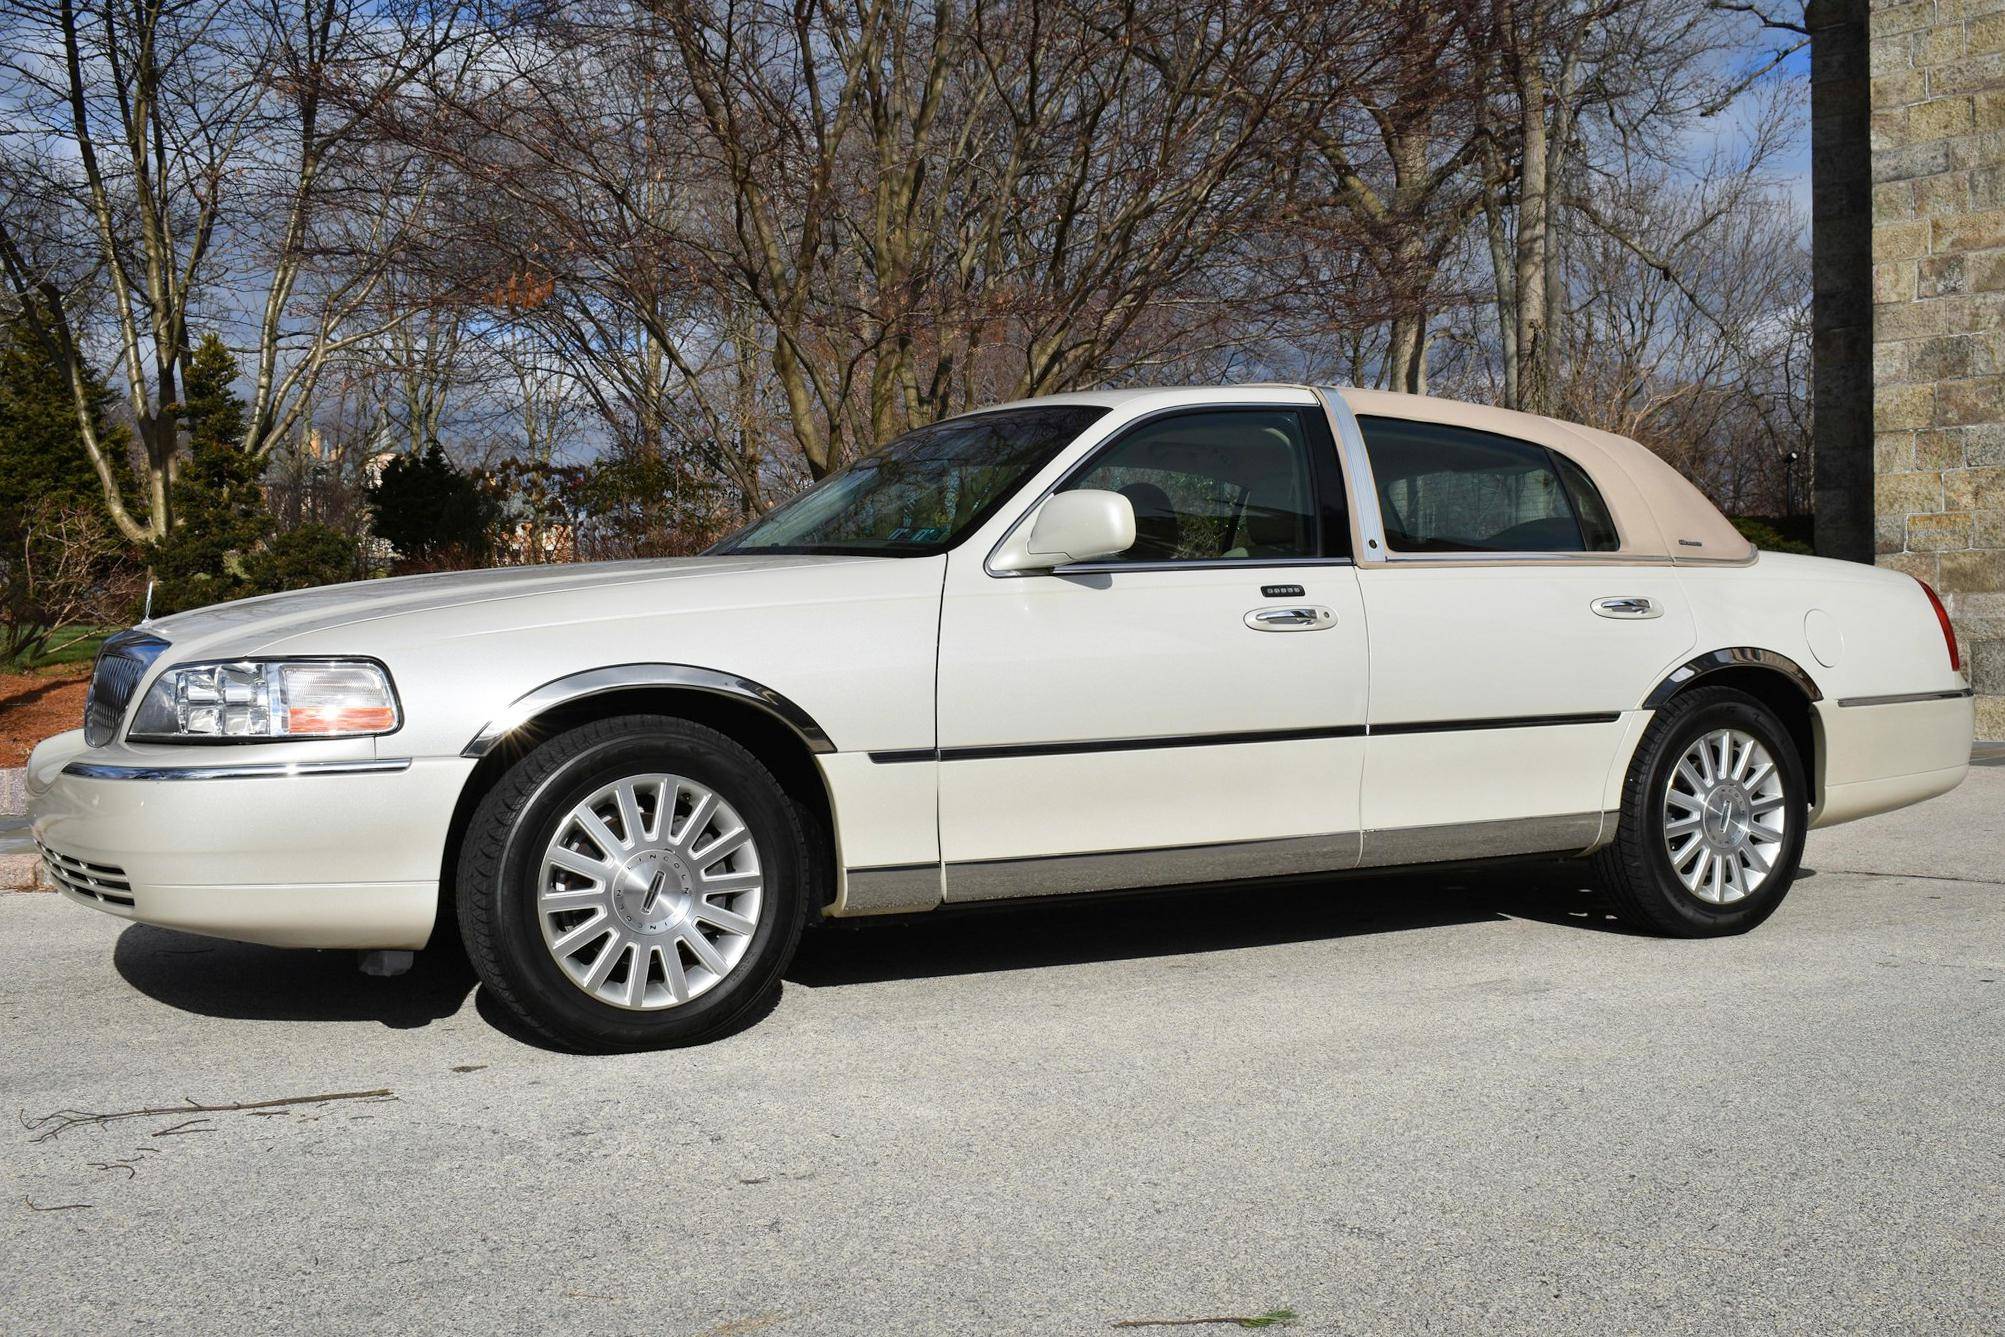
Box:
26;730;476;949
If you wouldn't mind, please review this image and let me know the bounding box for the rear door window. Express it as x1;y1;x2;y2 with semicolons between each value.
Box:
1357;417;1618;554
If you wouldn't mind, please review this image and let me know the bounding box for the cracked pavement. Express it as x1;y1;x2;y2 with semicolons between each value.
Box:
2;767;2001;1334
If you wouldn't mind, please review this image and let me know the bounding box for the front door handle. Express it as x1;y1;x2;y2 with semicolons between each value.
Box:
1592;596;1661;619
1246;605;1335;632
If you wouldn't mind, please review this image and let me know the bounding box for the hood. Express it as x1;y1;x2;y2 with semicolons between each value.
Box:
142;555;868;660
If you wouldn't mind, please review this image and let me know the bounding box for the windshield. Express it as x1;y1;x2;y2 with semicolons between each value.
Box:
710;405;1109;557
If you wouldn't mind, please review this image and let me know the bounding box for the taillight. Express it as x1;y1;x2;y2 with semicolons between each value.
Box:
1914;577;1961;672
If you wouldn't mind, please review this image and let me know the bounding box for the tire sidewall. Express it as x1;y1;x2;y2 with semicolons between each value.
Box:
488;724;803;1049
1636;696;1808;934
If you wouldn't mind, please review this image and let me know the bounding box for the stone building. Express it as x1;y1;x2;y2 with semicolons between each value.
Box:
1814;0;2005;738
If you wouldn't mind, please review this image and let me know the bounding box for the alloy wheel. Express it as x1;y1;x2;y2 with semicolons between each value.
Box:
1661;727;1788;906
536;773;764;1009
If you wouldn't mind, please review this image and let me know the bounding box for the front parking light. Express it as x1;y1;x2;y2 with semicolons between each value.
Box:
127;659;401;741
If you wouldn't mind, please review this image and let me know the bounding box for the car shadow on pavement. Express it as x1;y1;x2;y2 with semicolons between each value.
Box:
789;860;1638;987
112;923;476;1029
107;861;1680;1029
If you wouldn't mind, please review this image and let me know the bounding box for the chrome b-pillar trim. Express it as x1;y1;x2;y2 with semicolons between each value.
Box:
1311;385;1389;559
461;663;837;758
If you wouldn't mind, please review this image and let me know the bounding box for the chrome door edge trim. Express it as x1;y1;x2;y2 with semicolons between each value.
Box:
462;663;837;757
1834;687;1975;707
944;830;1364;902
1642;647;1824;708
62;758;414;782
1360;810;1610;867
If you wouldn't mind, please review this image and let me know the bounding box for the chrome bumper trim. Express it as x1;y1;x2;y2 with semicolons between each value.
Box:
62;758;414;782
1834;688;1974;708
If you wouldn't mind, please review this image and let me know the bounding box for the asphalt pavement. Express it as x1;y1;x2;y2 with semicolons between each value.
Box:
2;769;2000;1335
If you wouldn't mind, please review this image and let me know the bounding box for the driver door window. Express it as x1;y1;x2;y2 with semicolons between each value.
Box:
1058;409;1329;562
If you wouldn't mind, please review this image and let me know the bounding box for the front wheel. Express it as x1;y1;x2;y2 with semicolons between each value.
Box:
1593;686;1808;937
457;715;811;1051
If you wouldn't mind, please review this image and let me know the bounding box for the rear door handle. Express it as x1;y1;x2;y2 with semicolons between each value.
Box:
1246;605;1335;631
1592;596;1661;619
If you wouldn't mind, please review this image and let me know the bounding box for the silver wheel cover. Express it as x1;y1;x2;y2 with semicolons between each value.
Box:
537;773;764;1010
1661;727;1788;906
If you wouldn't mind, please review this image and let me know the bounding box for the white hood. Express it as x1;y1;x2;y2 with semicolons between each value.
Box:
144;555;868;660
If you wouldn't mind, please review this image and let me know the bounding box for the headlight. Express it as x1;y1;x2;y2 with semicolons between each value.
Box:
127;659;401;741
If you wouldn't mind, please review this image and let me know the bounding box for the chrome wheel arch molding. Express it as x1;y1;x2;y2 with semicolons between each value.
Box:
461;663;838;759
1641;647;1823;711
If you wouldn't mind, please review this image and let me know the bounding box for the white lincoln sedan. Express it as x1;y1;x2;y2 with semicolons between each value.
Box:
30;386;1974;1050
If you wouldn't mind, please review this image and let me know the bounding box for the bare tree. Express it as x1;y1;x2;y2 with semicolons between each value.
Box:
0;0;471;543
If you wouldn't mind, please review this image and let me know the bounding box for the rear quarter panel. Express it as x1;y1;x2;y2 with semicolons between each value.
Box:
1676;552;1971;824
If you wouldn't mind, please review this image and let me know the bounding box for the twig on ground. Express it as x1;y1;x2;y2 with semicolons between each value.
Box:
88;1160;138;1178
150;1119;216;1137
21;1089;396;1143
1113;1311;1298;1330
23;1196;91;1211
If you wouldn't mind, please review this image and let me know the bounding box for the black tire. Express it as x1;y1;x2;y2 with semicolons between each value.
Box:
457;714;812;1052
1592;686;1808;937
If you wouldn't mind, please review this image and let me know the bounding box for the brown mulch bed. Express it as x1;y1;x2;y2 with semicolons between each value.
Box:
1;669;91;768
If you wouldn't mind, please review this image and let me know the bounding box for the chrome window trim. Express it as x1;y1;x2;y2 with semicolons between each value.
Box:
63;758;413;782
1044;556;1357;576
981;398;1337;578
1835;688;1975;707
462;663;837;757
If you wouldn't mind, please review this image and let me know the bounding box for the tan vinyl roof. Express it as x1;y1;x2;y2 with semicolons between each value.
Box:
1336;388;1753;564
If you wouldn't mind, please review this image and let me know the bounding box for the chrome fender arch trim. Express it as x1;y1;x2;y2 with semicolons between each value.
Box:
1641;647;1823;710
461;663;838;758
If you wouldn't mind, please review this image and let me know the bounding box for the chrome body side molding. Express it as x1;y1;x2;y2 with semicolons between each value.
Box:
838;811;1614;914
1835;687;1974;707
1359;810;1608;867
1642;647;1823;709
462;663;837;758
943;831;1365;903
63;758;413;782
840;863;944;916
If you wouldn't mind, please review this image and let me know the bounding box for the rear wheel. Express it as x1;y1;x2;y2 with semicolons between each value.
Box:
1593;686;1808;937
458;715;810;1051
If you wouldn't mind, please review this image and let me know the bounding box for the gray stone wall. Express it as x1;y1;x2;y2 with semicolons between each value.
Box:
1870;0;2005;739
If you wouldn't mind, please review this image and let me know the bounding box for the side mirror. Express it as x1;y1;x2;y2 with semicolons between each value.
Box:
991;489;1137;572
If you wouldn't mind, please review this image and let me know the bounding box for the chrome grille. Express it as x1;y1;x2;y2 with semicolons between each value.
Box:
37;840;135;907
83;629;169;747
